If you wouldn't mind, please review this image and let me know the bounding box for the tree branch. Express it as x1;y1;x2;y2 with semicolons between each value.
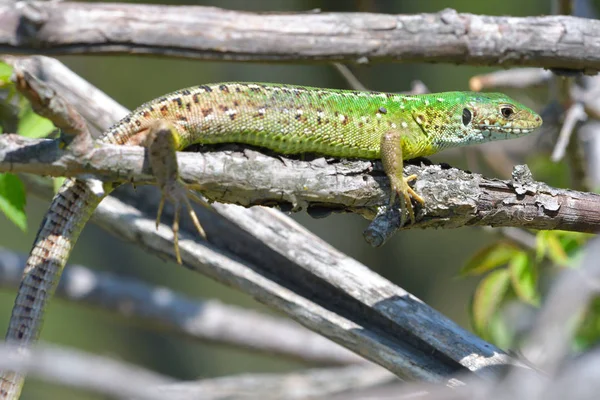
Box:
0;3;599;71
90;194;519;383
0;342;391;400
2;134;600;240
148;365;393;400
0;343;173;400
0;247;361;366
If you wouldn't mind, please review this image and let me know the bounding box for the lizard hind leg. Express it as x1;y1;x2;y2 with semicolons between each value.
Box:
144;120;208;264
380;130;425;225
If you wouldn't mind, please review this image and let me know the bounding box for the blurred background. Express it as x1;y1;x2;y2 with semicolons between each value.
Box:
0;0;560;398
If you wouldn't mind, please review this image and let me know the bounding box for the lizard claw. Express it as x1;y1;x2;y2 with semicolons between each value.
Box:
389;174;424;225
155;179;207;264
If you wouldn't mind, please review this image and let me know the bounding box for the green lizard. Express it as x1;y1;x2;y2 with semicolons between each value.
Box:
0;82;542;399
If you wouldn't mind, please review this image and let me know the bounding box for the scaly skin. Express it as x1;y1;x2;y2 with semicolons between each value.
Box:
0;83;542;399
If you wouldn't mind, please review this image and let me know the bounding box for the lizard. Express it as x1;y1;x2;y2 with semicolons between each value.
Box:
0;82;542;398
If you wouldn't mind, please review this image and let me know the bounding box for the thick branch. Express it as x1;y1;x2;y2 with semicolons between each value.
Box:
93;194;516;382
2;135;600;238
0;3;599;71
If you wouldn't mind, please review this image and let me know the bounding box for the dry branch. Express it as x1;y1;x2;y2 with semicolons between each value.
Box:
0;3;599;71
88;192;514;382
1;134;600;239
0;343;174;400
148;365;394;400
0;247;361;366
0;342;391;400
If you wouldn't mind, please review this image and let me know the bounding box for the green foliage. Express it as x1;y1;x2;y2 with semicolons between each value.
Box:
576;297;600;351
470;268;511;341
17;103;56;139
466;230;592;349
0;62;12;85
461;241;519;276
527;154;571;190
0;173;27;232
0;61;57;230
508;251;539;306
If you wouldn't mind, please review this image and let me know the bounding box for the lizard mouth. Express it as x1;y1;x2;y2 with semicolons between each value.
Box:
474;125;536;135
472;113;542;135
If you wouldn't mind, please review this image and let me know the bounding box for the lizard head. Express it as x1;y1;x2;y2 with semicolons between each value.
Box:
420;92;543;150
461;92;542;139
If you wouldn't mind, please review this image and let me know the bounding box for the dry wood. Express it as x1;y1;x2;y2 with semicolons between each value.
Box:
2;135;600;238
0;3;599;71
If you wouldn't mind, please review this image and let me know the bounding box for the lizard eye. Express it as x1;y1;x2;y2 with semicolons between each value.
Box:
462;108;471;126
501;106;515;119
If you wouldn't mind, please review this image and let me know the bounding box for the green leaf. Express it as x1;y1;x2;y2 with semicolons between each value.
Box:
471;268;511;338
509;251;539;306
17;107;55;138
556;231;590;259
546;233;568;266
575;297;600;351
53;177;66;194
0;62;12;84
535;230;549;262
487;312;514;349
0;173;27;232
460;241;518;276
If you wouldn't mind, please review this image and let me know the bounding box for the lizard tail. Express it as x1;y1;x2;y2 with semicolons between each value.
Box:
0;178;104;399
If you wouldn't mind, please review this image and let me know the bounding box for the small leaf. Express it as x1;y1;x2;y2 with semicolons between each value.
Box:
0;62;12;86
535;230;549;262
17;108;55;138
559;231;590;255
487;312;514;349
546;233;568;266
471;268;511;337
575;297;600;351
0;173;27;232
460;242;518;276
509;251;539;306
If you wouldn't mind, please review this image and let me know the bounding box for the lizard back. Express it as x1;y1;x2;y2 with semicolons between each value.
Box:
103;82;419;159
102;82;541;160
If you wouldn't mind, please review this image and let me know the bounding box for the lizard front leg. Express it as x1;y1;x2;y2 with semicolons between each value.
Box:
380;130;425;224
142;120;208;264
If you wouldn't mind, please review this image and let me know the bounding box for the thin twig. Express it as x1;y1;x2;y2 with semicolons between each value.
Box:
10;67;89;143
2;55;128;137
469;69;552;91
332;64;368;91
551;102;586;162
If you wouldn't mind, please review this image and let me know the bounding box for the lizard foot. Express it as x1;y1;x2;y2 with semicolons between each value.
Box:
156;179;207;264
389;174;425;225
